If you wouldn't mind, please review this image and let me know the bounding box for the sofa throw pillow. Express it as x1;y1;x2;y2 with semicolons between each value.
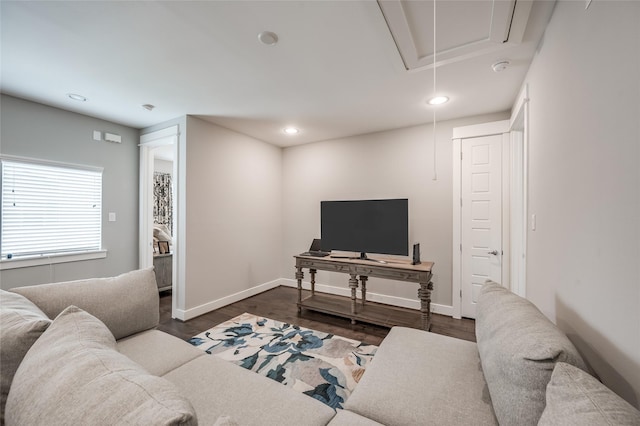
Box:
0;290;52;425
5;306;197;426
475;281;588;426
10;268;159;340
539;362;640;425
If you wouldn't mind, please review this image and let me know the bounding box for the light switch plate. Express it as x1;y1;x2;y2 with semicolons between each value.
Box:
93;131;101;141
108;212;116;222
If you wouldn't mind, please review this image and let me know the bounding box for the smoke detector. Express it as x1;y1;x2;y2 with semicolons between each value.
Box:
492;60;510;73
67;93;87;102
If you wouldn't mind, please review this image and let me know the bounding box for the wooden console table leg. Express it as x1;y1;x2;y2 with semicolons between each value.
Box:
359;276;368;306
295;267;304;314
418;281;433;331
309;269;316;296
349;274;359;324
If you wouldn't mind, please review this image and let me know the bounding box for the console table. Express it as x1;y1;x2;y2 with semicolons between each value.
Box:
294;255;434;331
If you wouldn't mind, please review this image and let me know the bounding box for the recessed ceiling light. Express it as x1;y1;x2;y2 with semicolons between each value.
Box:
427;96;449;105
67;93;87;102
284;127;299;135
258;31;278;46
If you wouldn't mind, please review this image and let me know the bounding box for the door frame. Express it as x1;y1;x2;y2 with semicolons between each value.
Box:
452;120;510;319
139;125;180;318
509;84;530;298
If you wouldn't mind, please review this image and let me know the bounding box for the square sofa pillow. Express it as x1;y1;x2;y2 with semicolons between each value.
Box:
539;362;640;426
5;305;197;426
475;281;588;426
0;289;51;424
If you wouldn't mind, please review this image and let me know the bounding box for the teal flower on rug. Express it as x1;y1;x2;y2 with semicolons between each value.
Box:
188;312;378;410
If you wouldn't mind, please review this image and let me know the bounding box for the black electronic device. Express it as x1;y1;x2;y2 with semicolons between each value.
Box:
321;198;409;260
300;238;330;257
412;243;421;265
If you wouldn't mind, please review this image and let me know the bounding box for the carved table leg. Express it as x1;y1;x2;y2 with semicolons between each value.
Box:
295;267;304;314
418;281;433;331
310;269;316;296
360;276;368;306
349;274;359;324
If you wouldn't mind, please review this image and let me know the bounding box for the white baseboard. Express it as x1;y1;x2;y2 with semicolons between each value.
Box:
174;277;454;321
280;278;453;317
176;278;285;321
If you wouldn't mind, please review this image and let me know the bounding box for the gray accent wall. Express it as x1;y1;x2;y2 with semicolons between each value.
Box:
0;95;139;288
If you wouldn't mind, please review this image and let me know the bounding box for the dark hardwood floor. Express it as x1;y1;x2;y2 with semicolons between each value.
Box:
158;286;476;346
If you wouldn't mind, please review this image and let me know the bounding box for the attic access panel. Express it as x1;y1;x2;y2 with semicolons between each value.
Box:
378;0;533;71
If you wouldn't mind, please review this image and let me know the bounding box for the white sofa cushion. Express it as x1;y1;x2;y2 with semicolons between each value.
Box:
5;306;197;426
163;354;336;426
539;362;640;425
117;329;205;376
0;290;51;423
344;326;497;425
476;281;588;426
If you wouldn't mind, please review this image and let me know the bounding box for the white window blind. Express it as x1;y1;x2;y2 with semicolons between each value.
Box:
1;159;102;260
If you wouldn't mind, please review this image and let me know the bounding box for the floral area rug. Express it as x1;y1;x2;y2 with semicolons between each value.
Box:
188;312;377;409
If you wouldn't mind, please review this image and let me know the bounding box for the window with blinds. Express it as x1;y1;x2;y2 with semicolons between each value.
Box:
1;158;103;260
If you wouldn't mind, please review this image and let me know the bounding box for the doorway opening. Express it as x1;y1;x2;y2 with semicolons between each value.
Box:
140;126;178;317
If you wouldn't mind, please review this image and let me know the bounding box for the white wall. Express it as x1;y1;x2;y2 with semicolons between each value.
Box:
522;0;640;407
181;117;283;315
282;112;509;310
0;95;140;288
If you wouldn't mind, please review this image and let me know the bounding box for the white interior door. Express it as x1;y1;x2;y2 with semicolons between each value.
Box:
461;134;502;318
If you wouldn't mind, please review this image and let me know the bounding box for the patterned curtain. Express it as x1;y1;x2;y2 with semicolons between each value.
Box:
153;172;173;234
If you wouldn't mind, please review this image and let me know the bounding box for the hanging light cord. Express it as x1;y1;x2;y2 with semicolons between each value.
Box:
432;0;438;181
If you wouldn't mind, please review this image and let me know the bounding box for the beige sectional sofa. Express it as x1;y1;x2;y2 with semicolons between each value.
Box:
1;268;639;425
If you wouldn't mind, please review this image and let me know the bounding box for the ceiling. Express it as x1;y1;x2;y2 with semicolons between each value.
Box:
0;1;555;147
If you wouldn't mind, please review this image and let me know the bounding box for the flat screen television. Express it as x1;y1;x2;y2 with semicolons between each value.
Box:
321;198;408;259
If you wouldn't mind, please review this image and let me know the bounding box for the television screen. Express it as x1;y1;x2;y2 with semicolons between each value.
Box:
321;199;409;256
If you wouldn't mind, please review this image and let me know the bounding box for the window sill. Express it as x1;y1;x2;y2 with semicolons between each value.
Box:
0;250;107;270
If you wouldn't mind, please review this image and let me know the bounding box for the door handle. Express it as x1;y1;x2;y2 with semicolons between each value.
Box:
488;250;499;256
